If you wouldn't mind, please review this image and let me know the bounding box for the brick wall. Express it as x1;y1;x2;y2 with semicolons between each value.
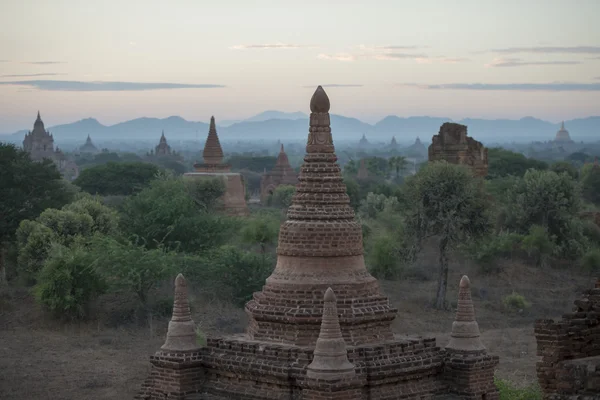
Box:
535;281;600;398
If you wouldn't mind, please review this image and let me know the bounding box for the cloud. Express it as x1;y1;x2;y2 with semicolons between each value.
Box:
317;53;356;62
301;84;363;88
492;46;600;55
22;61;67;65
596;77;600;80
230;43;316;50
485;57;582;67
402;82;600;91
318;45;466;64
0;60;9;63
1;73;66;78
0;80;226;91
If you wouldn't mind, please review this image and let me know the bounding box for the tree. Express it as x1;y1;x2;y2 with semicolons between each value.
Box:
16;197;119;282
240;213;280;255
120;173;230;253
582;166;600;205
487;148;548;179
0;143;75;283
550;161;578;180
34;241;107;319
404;161;490;309
505;169;583;258
74;161;160;196
388;156;408;179
269;185;296;209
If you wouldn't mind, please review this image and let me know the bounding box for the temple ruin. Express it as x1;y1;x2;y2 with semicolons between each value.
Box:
428;122;488;177
535;278;600;398
137;86;499;400
356;158;369;180
260;144;298;203
184;116;249;217
155;131;172;156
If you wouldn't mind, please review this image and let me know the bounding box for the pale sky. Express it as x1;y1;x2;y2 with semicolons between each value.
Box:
1;0;599;132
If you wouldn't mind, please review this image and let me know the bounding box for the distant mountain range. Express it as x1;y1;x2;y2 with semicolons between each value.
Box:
2;111;599;145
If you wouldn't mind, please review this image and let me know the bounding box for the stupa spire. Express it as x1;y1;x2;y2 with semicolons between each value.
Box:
446;275;485;352
202;116;224;165
161;274;199;351
245;85;396;346
306;288;355;379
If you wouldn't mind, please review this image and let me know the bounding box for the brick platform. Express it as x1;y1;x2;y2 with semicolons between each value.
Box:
137;87;498;400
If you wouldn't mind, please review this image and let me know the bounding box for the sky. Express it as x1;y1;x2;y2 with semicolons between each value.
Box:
1;0;599;132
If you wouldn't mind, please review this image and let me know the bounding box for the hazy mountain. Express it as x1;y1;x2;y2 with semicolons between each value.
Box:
2;112;599;146
219;110;308;127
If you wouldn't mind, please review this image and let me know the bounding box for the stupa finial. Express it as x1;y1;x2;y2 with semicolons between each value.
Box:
310;85;330;113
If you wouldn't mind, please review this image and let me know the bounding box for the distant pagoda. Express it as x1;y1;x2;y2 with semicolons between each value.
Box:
260;144;298;203
79;134;99;154
184;116;249;216
23;111;55;161
554;121;574;144
154;131;172;156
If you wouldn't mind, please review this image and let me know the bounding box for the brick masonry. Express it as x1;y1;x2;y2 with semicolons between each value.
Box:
428;122;488;178
535;279;600;399
137;86;499;400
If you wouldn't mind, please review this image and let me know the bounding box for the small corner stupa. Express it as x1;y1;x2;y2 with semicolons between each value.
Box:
138;86;498;400
260;143;298;203
443;275;499;399
183;116;249;216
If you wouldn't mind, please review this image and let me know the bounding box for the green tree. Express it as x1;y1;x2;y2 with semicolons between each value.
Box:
74;161;160;196
16;197;119;281
505;169;583;258
343;159;358;175
550;161;578;180
34;241;107;319
487;148;548;179
120;173;230;253
582;166;600;205
240;214;280;254
0;143;75;283
404;161;490;309
269;185;296;209
388;156;408;179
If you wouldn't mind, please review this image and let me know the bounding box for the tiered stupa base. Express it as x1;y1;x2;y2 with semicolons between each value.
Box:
196;334;445;400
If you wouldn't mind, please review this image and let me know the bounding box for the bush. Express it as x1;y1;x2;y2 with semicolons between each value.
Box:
269;185;296;209
521;225;555;267
503;292;530;312
464;232;524;272
495;377;542;400
34;243;107;319
367;235;402;280
581;248;600;274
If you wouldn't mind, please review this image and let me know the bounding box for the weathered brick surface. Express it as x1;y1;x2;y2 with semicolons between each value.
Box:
428;122;488;177
534;281;600;399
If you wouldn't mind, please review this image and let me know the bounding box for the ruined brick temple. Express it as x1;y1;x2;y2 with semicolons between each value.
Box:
184;116;249;217
428;123;488;177
260;144;299;203
535;278;600;399
138;87;499;399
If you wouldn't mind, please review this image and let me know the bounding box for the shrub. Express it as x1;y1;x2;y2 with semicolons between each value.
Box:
521;225;555;267
495;377;542;400
503;292;530;312
367;235;402;280
464;232;524;272
34;243;107;319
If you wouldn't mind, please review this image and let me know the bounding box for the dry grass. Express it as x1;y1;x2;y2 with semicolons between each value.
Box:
0;258;594;399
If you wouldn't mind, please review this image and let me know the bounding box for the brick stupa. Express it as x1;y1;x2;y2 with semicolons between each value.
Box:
138;87;498;400
184;116;249;216
260;144;299;203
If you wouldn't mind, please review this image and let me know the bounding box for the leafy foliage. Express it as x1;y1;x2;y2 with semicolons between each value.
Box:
487;147;548;179
581;165;600;205
269;185;296;209
74;161;160;196
34;242;107;319
494;377;542;400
